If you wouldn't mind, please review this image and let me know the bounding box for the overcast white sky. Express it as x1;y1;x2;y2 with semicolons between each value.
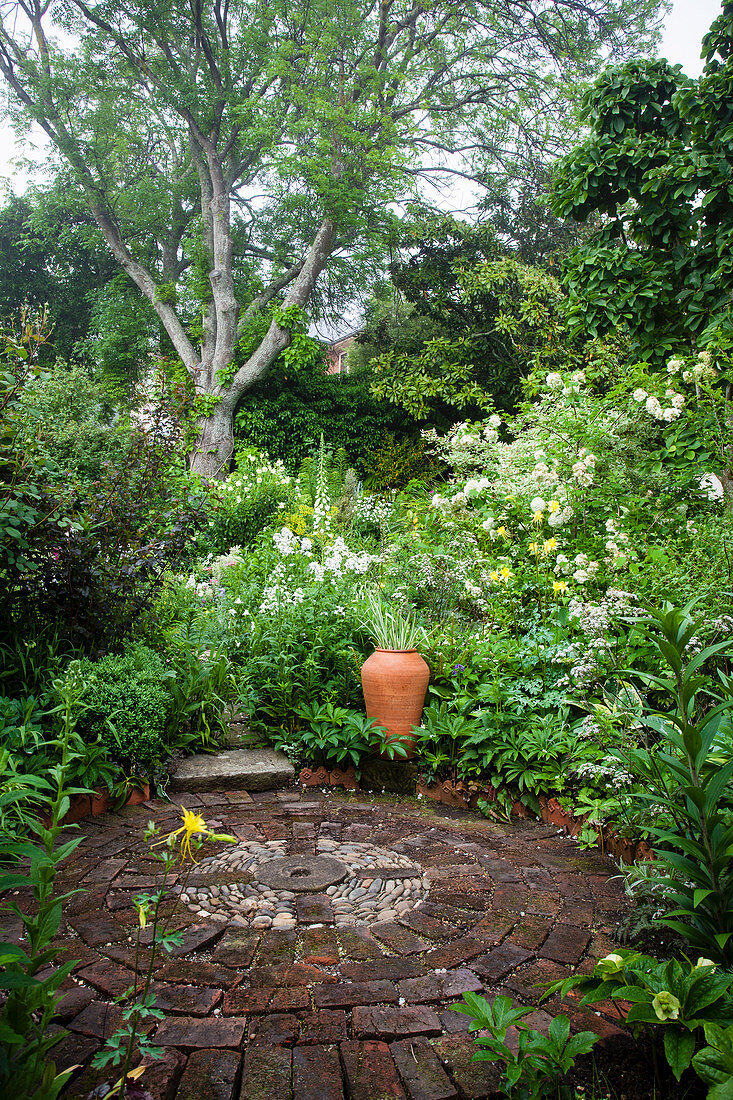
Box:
0;0;723;195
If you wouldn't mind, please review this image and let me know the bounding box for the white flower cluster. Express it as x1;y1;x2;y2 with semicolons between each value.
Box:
272;527;376;577
422;416;502;473
574;758;634;789
272;527;301;556
219;452;292;503
571;449;597;487
555;552;600;586
631;386;684;422
353;494;393;524
464;476;492;496
604;518;631;567
576;716;603;740
313;455;332;540
565;589;637;686
545;370;585;394
259;584;305;614
682;349;717;383
320;537;375;578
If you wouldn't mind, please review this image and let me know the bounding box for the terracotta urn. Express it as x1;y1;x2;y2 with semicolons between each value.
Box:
361;648;430;759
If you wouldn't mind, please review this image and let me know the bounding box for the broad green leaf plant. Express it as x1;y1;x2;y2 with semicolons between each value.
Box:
452;992;598;1099
544;950;733;1088
612;599;733;966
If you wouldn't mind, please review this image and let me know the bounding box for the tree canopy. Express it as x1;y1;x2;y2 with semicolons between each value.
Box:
352;215;574;418
0;0;662;473
0;192;116;362
551;1;733;362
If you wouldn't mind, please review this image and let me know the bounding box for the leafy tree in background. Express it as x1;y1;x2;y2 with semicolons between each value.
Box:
552;2;733;363
0;189;160;385
0;192;117;362
479;158;596;269
359;215;574;417
235;321;415;473
0;0;662;476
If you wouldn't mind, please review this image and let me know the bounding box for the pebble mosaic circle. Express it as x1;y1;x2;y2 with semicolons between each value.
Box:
178;838;430;930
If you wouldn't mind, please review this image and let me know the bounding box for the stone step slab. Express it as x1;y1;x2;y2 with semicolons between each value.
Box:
169;749;295;793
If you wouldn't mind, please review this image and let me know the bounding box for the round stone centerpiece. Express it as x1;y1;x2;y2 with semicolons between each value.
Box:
256;854;348;892
179;838;430;929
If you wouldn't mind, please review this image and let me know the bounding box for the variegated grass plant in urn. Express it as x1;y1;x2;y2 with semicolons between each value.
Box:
359;593;430;760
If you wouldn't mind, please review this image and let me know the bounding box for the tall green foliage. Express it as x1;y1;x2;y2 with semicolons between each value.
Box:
0;669;89;1099
552;3;733;360
616;600;733;966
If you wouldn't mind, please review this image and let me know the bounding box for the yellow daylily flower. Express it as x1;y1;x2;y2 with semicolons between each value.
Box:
528;541;540;556
170;809;208;862
552;580;569;597
162;808;236;864
497;526;509;538
542;537;558;555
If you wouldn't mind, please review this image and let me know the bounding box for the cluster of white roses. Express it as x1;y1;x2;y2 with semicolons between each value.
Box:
632;348;720;424
527;494;573;529
672;348;717;383
448;475;492;506
545;369;586;394
632;388;684;422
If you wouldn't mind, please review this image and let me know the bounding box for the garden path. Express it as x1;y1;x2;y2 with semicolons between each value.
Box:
25;789;635;1099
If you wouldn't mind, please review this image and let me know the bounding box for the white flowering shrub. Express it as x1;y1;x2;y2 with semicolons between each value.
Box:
205;448;294;552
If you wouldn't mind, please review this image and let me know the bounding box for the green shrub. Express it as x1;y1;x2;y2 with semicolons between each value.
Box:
16;363;128;484
234;349;417;475
613;600;733;966
75;644;173;774
203;448;294;553
271;703;406;775
361;432;437;490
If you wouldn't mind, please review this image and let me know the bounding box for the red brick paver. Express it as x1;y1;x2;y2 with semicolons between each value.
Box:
1;787;631;1100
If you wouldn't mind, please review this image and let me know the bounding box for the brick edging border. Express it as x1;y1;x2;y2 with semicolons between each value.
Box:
299;768;652;864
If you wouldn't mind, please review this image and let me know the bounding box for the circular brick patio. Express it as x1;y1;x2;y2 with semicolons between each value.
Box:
3;788;633;1100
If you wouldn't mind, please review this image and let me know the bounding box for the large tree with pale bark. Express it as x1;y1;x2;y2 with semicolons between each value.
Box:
0;0;661;475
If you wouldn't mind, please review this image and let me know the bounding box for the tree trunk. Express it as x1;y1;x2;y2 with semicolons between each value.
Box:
189;400;237;479
188;216;338;478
